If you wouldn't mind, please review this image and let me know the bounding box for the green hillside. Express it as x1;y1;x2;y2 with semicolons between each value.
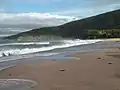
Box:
4;9;120;40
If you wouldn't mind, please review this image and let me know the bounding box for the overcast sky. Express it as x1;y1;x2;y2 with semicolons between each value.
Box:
0;0;120;35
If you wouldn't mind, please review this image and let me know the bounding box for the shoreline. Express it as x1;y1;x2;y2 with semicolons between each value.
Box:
0;44;120;90
0;41;120;90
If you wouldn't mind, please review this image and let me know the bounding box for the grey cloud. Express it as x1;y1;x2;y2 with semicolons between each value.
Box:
0;12;77;29
0;12;77;36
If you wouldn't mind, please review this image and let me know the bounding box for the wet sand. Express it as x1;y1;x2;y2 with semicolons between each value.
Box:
0;42;120;90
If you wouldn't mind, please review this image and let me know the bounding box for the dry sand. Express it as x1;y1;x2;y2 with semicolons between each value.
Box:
0;47;120;90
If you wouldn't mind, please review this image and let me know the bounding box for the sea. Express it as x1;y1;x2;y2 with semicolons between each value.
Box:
0;28;120;70
0;37;102;60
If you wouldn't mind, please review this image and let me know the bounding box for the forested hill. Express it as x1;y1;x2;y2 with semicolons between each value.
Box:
4;9;120;39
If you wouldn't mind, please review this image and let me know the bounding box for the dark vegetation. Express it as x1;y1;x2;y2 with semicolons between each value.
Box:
4;9;120;39
88;29;120;39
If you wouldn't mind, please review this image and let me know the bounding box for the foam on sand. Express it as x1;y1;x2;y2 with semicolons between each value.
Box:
0;79;37;90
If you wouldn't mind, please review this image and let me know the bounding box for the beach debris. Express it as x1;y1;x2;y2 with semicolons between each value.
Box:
97;57;102;59
108;62;113;64
9;74;11;76
58;69;66;72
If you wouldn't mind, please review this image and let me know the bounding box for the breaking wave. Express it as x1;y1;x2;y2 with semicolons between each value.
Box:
0;39;103;57
0;42;50;46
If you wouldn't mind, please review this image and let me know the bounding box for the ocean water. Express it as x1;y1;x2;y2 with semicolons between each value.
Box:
0;38;102;62
1;34;120;73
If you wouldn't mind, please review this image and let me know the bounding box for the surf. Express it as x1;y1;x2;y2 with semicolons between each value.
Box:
0;39;103;57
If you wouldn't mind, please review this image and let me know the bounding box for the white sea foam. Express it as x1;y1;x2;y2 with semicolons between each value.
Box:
0;39;103;57
0;52;59;63
0;79;37;84
0;42;50;46
0;79;37;89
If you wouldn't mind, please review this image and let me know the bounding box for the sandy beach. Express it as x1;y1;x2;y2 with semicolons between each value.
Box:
0;41;120;90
